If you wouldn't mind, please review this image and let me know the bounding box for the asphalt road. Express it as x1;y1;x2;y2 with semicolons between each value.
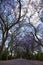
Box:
0;59;43;65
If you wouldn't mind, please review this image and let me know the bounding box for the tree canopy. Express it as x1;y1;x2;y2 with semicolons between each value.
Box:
0;0;43;60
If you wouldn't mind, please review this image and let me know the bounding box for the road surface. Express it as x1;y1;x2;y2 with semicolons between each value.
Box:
0;59;43;65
